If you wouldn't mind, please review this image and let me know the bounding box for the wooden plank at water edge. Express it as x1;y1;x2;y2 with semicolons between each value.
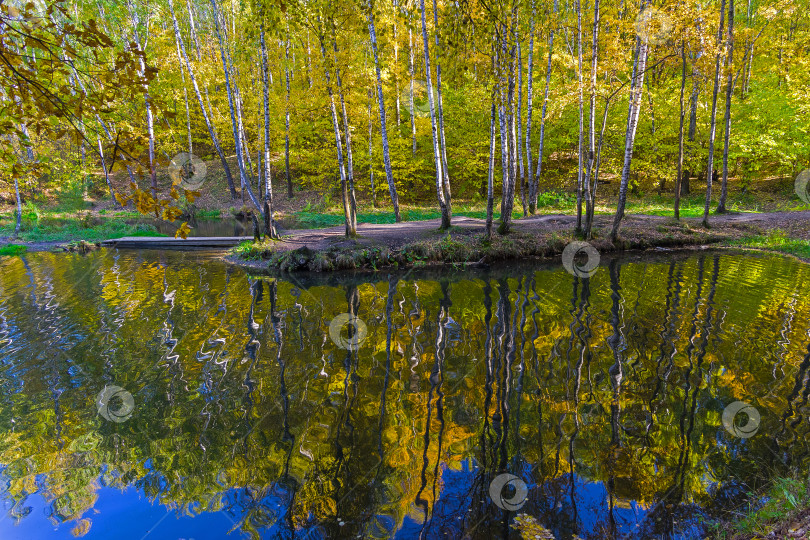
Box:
101;236;251;250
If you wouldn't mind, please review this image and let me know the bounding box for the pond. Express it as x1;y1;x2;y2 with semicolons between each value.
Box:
0;249;808;539
144;217;252;237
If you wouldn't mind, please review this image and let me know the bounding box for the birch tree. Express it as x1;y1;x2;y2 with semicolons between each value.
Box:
368;0;402;221
169;0;238;200
419;0;451;229
702;0;728;227
716;0;735;214
610;0;651;243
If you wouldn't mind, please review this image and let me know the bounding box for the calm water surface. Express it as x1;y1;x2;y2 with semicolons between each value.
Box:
0;249;809;539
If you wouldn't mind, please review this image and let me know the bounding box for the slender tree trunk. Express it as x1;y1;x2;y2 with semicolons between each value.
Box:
368;89;376;207
432;0;452;213
331;27;357;232
285;29;293;198
393;0;401;127
419;0;450;229
128;4;157;209
610;4;650;243
210;0;261;212
585;93;611;239
532;0;558;213
486;100;497;240
409;23;417;155
317;26;354;237
517;40;526;216
13;176;22;235
702;0;727;227
575;0;584;233
675;43;687;220
173;28;193;157
717;0;735;214
582;0;601;238
499;10;519;235
368;5;402;221
97;137;116;203
525;1;536;214
169;0;237;199
260;24;277;239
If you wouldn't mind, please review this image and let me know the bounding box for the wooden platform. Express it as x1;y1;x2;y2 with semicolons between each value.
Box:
102;236;251;249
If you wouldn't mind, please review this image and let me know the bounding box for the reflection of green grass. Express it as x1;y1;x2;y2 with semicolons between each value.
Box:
0;244;27;256
726;229;810;260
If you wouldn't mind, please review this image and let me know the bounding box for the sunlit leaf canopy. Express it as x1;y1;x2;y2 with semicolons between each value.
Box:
0;0;807;231
0;250;809;537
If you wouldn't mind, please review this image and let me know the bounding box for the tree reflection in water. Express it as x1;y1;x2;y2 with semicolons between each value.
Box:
0;250;808;539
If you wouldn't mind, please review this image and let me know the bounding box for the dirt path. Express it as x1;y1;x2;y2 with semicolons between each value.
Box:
268;210;810;253
5;210;807;255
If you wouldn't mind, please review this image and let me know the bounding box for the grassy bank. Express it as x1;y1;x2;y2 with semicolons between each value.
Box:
0;209;166;246
724;229;810;260
228;218;746;273
711;475;810;539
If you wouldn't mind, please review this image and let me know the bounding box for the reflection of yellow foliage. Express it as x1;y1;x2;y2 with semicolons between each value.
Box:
71;518;92;537
512;514;555;539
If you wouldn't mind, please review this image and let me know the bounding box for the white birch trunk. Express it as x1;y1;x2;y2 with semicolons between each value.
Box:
368;4;402;221
260;24;277;238
717;0;735;213
610;2;650;242
702;0;728;226
419;0;450;228
169;0;237;199
210;0;262;213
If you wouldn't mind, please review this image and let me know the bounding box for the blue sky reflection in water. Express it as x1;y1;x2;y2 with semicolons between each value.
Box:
0;249;807;539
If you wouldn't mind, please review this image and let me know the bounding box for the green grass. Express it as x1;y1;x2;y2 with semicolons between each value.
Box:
282;206;526;229
280;191;776;229
713;475;810;538
725;229;810;259
0;244;27;256
0;217;167;243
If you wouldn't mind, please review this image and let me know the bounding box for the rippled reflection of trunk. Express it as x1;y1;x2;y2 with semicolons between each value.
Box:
415;281;449;536
269;279;298;534
605;258;626;537
646;261;684;438
333;284;361;519
377;277;399;465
